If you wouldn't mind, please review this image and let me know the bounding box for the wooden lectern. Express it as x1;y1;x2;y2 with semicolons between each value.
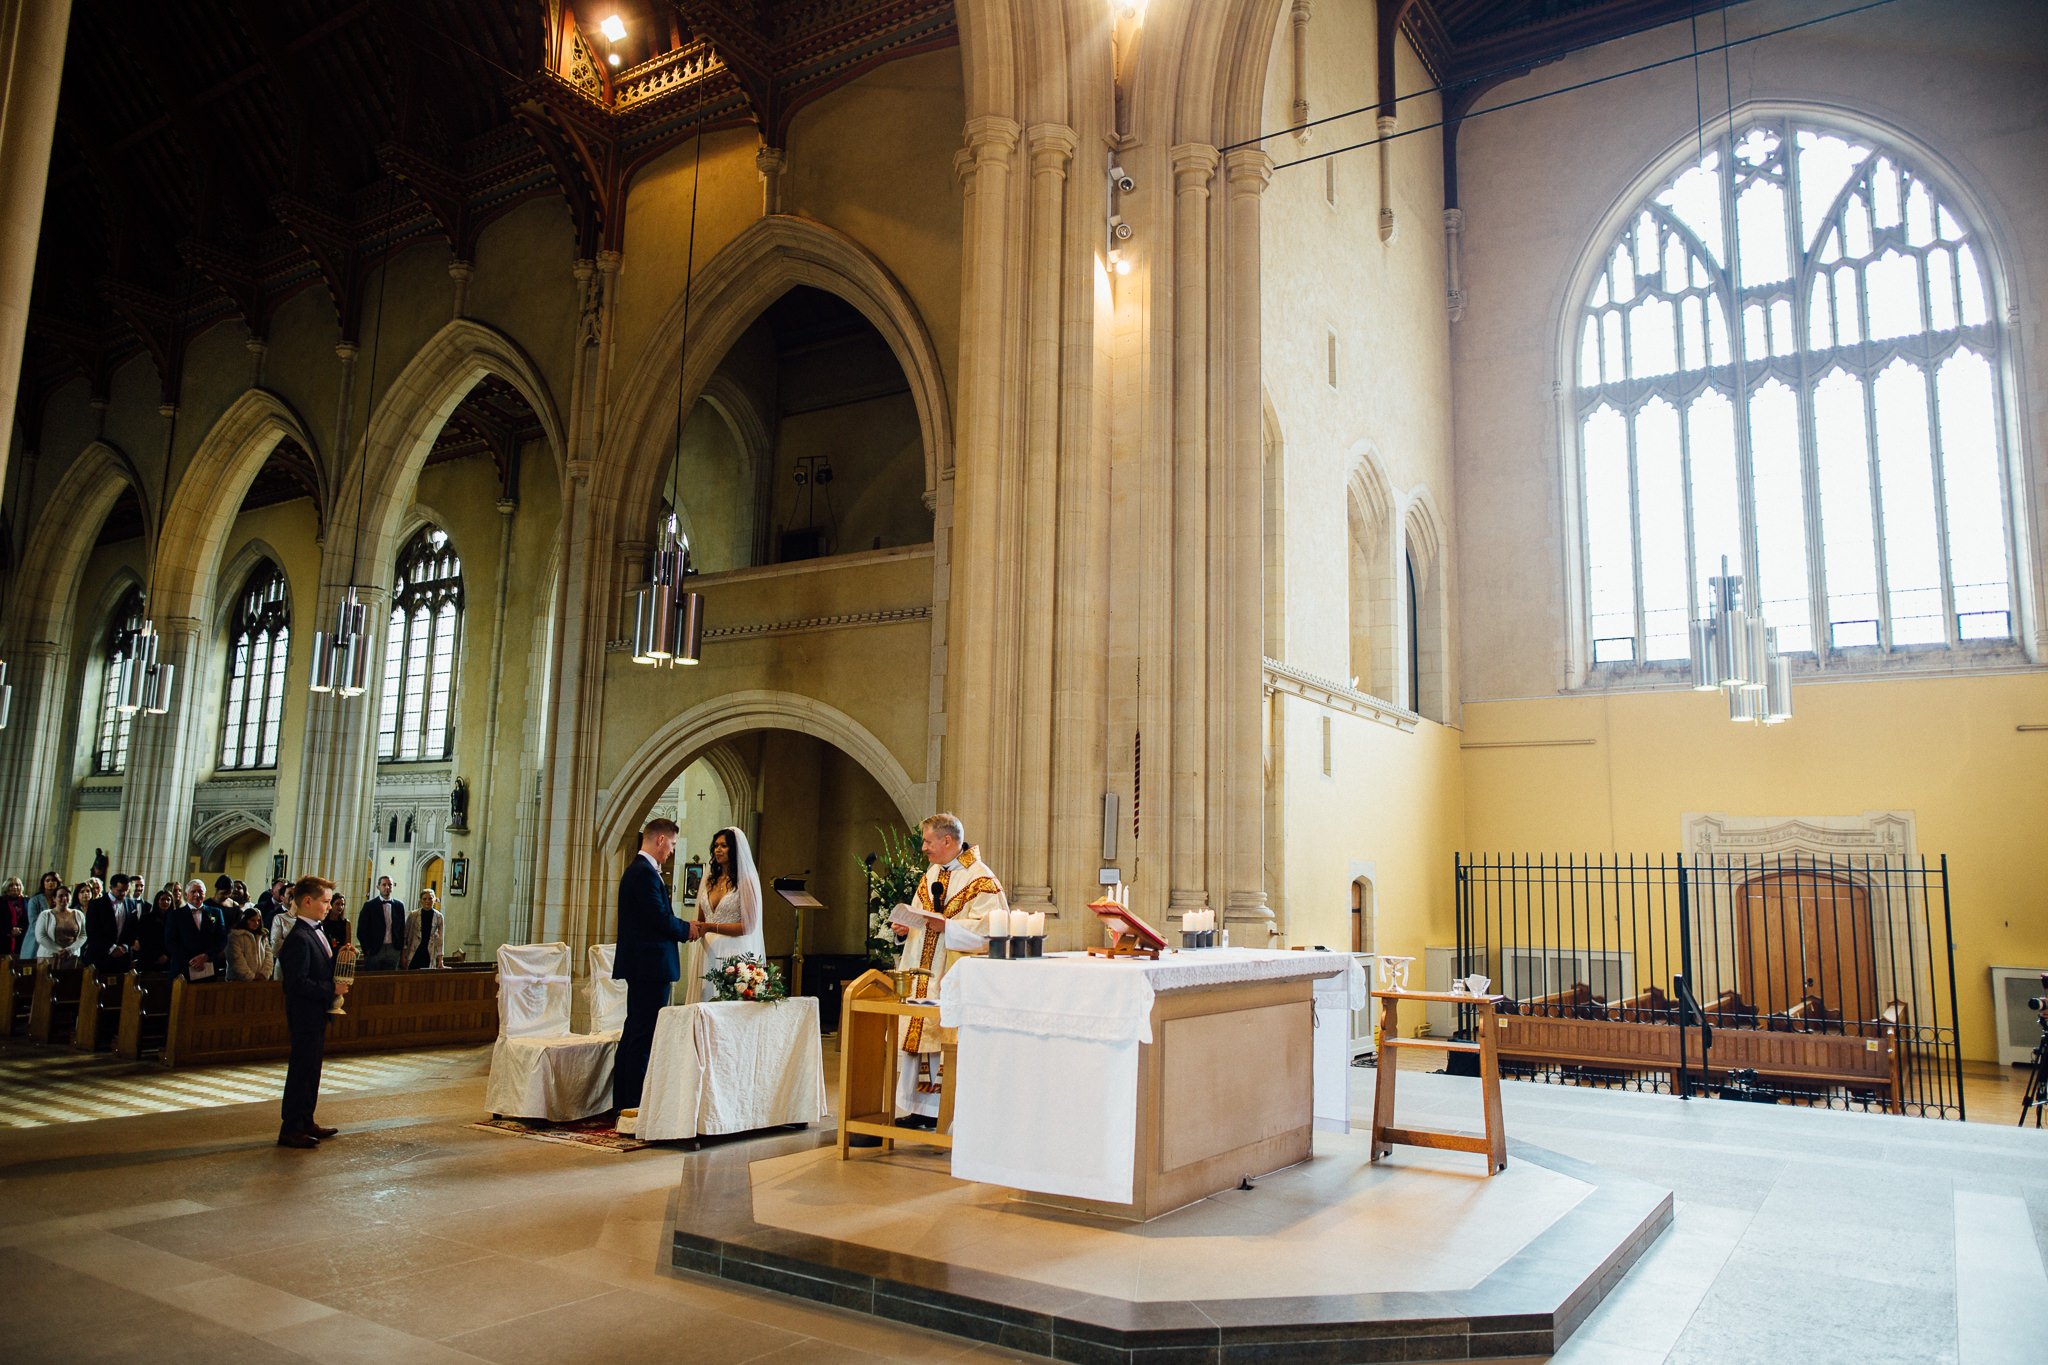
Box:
837;968;956;1155
773;878;824;997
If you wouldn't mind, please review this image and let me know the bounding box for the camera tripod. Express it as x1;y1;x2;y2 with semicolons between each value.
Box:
2021;1024;2047;1129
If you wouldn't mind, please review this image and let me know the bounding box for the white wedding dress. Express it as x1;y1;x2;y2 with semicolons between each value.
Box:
698;828;765;988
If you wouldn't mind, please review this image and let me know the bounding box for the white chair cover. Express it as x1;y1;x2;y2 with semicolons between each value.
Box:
588;944;629;1033
485;942;617;1121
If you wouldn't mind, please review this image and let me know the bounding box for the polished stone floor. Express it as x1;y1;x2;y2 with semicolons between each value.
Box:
0;1037;2042;1363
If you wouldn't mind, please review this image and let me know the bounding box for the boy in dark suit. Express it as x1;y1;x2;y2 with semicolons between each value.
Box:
611;818;702;1115
276;875;351;1148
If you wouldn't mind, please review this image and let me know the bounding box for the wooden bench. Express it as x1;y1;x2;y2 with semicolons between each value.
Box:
1;955;36;1035
162;968;500;1067
1492;987;1906;1112
70;967;128;1052
1370;988;1507;1175
115;971;175;1059
27;963;83;1044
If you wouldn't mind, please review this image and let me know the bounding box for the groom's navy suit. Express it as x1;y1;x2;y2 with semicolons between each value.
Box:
611;853;693;1111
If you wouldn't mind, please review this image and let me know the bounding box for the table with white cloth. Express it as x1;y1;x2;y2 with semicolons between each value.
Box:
636;997;829;1142
938;949;1365;1221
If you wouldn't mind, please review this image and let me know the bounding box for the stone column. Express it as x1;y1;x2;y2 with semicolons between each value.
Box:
1377;115;1398;244
449;260;475;319
116;614;204;880
1169;143;1219;919
0;639;65;875
1289;0;1312;133
941;116;1021;830
1221;148;1274;939
1007;123;1076;918
289;581;389;886
468;496;518;955
0;0;70;501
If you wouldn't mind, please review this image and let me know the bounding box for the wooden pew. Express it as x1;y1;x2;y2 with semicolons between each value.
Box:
27;962;83;1044
162;968;500;1067
70;967;128;1052
2;955;36;1035
115;972;175;1060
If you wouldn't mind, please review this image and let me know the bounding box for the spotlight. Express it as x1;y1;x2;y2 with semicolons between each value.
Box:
607;52;621;67
1110;215;1132;241
1110;251;1132;276
600;14;627;42
1109;165;1135;194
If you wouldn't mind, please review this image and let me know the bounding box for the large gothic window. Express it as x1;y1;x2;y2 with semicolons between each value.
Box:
92;588;145;775
219;562;290;770
1575;117;2016;669
378;524;463;762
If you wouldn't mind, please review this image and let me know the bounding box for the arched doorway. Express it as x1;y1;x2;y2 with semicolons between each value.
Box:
1351;876;1375;955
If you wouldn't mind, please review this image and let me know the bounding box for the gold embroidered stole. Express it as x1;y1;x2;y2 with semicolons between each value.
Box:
901;867;949;1053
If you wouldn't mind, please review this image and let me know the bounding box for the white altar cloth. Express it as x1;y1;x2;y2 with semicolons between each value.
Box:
637;997;828;1142
939;950;1358;1203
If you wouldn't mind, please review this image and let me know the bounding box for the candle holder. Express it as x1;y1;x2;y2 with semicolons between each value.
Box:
988;934;1011;960
1026;935;1045;958
329;941;357;1016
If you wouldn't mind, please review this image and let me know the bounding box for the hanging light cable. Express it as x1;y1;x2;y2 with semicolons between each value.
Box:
632;121;706;668
312;183;394;698
119;277;195;719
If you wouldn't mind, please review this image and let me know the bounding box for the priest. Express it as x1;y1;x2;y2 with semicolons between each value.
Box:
891;812;1007;1129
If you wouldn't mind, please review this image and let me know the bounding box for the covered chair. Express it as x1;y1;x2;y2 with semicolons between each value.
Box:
484;942;616;1121
587;943;628;1034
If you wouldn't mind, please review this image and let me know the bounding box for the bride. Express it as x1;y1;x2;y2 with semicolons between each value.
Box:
693;826;764;984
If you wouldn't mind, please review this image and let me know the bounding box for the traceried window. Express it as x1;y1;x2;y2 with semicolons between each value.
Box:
378;524;463;762
218;562;291;770
1576;117;2016;668
92;588;145;775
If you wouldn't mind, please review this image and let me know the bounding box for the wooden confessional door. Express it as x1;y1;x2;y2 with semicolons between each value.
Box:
1736;871;1876;1022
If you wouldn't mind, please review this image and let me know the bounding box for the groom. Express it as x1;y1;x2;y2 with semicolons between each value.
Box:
612;818;704;1118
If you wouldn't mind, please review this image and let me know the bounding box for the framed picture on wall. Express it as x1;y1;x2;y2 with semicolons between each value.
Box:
449;855;469;897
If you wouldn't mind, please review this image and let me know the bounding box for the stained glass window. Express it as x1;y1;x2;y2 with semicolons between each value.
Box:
378;524;463;761
218;562;290;769
1576;118;2014;666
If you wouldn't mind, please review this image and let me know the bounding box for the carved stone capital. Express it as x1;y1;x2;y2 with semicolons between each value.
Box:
1170;142;1220;193
1025;123;1077;176
955;115;1021;185
1222;147;1273;198
755;145;787;176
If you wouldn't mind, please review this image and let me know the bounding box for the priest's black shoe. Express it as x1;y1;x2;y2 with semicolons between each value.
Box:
306;1124;339;1139
846;1133;882;1148
899;1114;938;1131
276;1132;320;1149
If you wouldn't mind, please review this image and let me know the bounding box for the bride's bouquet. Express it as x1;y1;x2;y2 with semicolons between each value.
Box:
703;952;787;1003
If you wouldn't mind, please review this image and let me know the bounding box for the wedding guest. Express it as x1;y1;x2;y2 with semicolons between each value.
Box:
84;873;141;972
320;896;352;954
33;885;83;965
205;874;238;921
22;872;62;961
164;880;227;980
356;875;404;971
227;907;274;981
404;889;443;970
2;878;28;957
136;889;175;974
257;880;289;928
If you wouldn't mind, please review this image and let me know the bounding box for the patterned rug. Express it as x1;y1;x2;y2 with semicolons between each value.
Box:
468;1114;651;1152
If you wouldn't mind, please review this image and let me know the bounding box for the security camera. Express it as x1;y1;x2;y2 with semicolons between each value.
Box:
1109;164;1135;194
1110;215;1133;241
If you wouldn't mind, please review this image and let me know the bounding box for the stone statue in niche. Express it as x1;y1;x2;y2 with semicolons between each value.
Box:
450;777;469;833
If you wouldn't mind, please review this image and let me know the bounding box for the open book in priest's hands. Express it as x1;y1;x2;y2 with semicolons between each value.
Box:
888;902;946;932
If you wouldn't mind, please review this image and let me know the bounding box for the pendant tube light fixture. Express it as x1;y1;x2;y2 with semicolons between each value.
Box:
1691;555;1792;727
632;121;707;669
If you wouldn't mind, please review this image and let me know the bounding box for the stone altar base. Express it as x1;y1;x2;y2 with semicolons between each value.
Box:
668;1126;1671;1363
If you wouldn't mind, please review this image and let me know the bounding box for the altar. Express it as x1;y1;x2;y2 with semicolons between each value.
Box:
937;948;1363;1220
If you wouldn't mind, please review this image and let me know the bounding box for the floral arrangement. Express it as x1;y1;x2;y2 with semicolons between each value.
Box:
703;952;787;1003
863;825;924;966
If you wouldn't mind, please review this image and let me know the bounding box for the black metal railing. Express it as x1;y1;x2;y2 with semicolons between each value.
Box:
1455;852;1965;1119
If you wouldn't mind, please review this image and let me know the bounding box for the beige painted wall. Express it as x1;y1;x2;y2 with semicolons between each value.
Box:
1449;0;2048;1058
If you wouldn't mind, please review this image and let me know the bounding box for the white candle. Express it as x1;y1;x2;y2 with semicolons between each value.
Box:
1031;912;1045;936
989;907;1009;937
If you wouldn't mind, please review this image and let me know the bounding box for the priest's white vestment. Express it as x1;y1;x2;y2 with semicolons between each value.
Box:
894;847;1006;1118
